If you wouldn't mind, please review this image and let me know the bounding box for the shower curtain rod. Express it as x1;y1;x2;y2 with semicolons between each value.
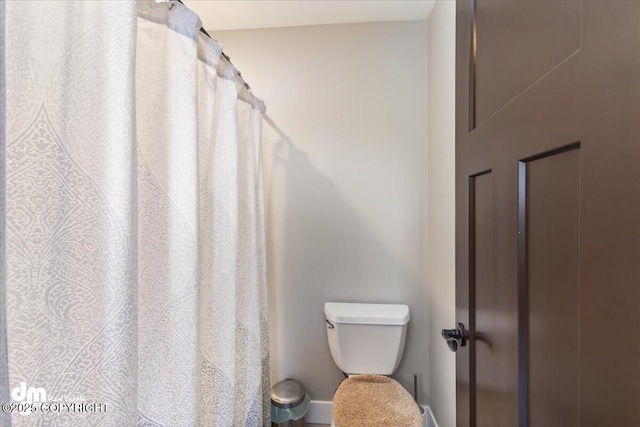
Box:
175;0;252;91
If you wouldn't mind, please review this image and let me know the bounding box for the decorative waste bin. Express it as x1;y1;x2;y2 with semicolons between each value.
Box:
270;379;310;427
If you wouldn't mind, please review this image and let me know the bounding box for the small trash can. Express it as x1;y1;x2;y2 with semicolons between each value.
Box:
270;379;310;427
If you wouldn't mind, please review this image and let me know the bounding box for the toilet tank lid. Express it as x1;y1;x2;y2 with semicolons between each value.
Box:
324;302;410;325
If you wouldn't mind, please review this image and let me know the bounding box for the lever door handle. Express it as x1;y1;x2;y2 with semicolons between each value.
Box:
441;322;468;352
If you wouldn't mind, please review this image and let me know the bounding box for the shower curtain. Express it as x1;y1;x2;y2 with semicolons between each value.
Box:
0;1;269;426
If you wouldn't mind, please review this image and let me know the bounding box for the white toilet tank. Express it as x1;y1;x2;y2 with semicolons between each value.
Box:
324;302;410;375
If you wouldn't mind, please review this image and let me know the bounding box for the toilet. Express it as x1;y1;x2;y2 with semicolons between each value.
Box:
324;302;423;427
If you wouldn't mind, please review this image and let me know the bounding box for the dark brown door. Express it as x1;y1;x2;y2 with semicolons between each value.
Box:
453;1;640;426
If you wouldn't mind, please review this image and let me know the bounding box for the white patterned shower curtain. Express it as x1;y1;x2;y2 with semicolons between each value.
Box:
0;1;269;426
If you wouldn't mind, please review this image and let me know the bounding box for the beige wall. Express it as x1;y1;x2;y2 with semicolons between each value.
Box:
427;1;456;426
215;20;429;402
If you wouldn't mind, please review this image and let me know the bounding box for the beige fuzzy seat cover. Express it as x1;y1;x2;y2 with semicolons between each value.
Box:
332;374;423;427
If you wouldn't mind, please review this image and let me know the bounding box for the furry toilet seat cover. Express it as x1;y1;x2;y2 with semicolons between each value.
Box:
332;374;423;427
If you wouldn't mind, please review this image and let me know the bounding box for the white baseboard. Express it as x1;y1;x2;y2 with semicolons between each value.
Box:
306;400;333;424
426;406;439;427
306;400;438;427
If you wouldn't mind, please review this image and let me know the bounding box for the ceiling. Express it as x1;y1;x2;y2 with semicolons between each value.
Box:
185;1;436;31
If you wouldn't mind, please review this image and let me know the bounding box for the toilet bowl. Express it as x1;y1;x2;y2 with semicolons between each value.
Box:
324;302;423;427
